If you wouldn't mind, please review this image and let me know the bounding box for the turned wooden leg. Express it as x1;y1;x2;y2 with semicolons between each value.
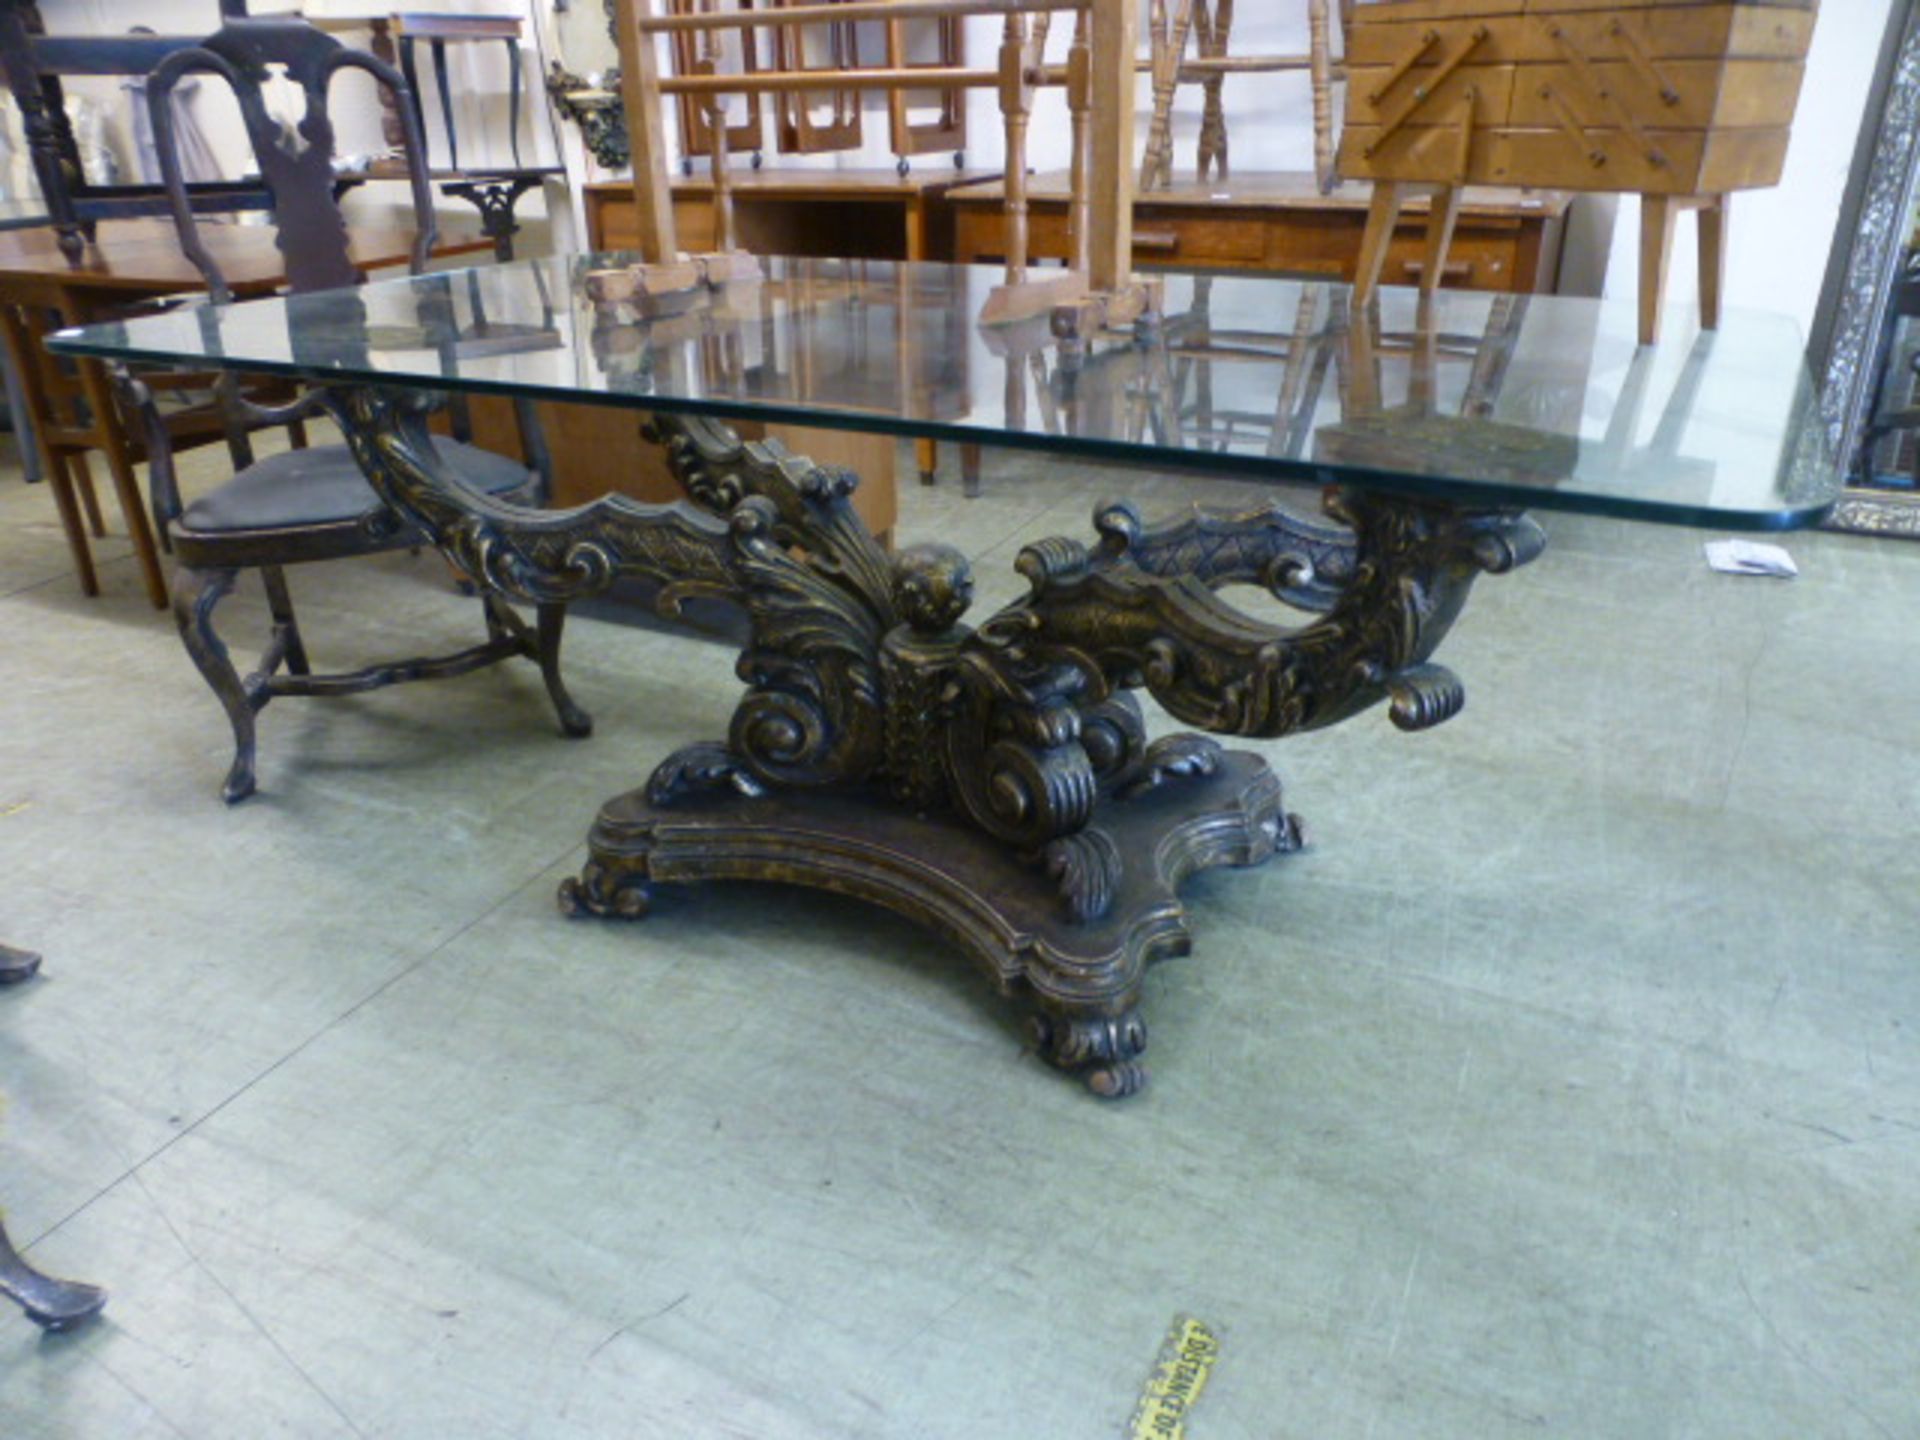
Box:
1697;194;1727;332
536;602;593;738
1639;193;1680;347
1353;181;1407;305
172;565;260;804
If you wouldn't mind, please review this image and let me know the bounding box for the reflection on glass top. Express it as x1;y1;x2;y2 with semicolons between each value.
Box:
49;255;1837;529
0;198;53;231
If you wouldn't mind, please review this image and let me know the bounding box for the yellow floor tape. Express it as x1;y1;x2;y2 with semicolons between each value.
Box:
1128;1315;1221;1439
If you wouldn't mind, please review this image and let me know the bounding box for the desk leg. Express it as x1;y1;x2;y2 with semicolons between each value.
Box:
904;197;939;485
333;391;1544;1096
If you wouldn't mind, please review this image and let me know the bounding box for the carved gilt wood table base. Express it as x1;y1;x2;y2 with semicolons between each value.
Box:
332;390;1545;1097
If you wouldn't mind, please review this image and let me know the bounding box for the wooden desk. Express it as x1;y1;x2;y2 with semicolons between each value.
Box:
948;171;1571;293
587;167;1001;267
588;168;998;487
0;219;491;608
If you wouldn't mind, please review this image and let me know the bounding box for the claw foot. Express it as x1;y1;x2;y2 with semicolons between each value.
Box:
558;859;652;920
1030;1009;1149;1098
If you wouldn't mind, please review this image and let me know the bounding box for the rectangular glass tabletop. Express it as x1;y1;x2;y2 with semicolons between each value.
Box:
48;255;1838;530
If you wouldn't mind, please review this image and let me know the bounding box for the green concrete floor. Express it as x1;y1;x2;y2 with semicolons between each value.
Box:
2;435;1917;1438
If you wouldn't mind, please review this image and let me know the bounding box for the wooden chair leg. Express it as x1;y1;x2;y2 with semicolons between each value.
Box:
40;454;96;597
1639;193;1679;347
1353;181;1406;304
1697;193;1727;332
172;565;260;804
915;438;938;486
66;453;104;538
961;442;982;498
1419;185;1464;299
536;602;593;738
259;565;311;677
75;359;166;609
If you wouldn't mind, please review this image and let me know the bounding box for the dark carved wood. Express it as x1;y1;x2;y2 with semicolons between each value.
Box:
148;18;437;305
330;387;1545;1094
0;940;40;984
0;1215;105;1332
560;749;1292;1098
127;19;586;804
442;175;543;261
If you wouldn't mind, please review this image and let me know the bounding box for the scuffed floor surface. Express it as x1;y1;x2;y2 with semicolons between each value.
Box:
2;432;1917;1439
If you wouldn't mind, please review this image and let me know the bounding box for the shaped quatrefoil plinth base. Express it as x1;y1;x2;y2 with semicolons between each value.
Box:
559;747;1299;1097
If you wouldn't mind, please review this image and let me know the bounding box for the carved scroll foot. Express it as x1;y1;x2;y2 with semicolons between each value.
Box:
1029;1010;1149;1098
0;1217;106;1332
558;855;653;921
566;749;1288;1097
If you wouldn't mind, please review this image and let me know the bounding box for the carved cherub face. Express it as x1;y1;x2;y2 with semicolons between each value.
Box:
893;544;974;634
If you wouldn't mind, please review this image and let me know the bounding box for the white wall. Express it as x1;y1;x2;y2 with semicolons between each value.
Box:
28;0;1888;322
32;0;573;249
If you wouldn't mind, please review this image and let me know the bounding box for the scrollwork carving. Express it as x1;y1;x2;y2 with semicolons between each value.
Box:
331;385;1542;949
987;486;1544;740
647;742;766;806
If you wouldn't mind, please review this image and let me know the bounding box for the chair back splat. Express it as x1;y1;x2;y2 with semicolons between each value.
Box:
146;17;437;302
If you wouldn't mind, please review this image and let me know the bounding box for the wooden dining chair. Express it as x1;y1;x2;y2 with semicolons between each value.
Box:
124;14;590;803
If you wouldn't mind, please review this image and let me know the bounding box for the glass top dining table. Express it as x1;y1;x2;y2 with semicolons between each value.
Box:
45;256;1846;1096
49;254;1838;531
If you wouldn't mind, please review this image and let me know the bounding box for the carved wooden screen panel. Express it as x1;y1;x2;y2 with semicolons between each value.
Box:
771;0;862;154
668;0;763;163
886;10;966;162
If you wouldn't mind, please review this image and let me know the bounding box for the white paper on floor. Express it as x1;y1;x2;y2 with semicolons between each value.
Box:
1704;538;1799;578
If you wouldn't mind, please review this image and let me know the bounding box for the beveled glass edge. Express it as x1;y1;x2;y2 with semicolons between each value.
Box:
49;291;1842;534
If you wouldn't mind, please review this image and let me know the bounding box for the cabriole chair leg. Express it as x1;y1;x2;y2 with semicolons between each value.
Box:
172;565;261;804
537;602;593;738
